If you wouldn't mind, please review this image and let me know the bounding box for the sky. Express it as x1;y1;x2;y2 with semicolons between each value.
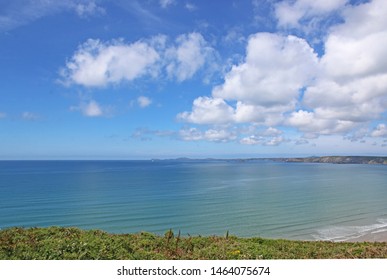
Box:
0;0;386;159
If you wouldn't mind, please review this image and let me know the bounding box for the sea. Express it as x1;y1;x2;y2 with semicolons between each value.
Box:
1;160;386;241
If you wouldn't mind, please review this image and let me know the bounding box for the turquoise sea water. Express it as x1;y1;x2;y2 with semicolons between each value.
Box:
1;160;386;241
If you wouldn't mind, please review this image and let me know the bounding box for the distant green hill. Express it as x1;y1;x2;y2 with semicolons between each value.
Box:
272;156;387;165
160;156;387;165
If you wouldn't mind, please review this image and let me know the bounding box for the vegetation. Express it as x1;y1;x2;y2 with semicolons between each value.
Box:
1;227;387;260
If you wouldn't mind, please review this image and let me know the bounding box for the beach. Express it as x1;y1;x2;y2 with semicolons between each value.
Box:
347;231;387;242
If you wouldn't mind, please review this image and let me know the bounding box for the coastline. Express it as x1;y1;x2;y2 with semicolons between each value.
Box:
314;219;387;243
346;231;387;242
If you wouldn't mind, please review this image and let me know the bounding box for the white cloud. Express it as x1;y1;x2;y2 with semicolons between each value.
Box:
82;100;102;117
239;126;286;146
75;2;105;17
287;110;315;128
180;32;318;126
295;138;309;145
344;127;369;142
61;38;160;87
262;127;283;137
239;135;258;145
137;96;152;108
61;33;216;87
177;97;234;124
286;110;357;135
179;127;203;141
159;0;175;9
0;112;6;119
166;32;216;82
21;112;39;121
178;123;288;146
371;124;387;138
185;3;197;11
178;1;387;147
0;0;105;31
70;100;111;117
223;27;246;44
179;127;237;142
204;128;237;142
275;2;304;28
213;33;318;107
233;102;292;126
131;127;176;141
265;136;287;146
84;101;102;117
274;0;348;29
240;135;287;146
300;0;387;135
319;0;387;82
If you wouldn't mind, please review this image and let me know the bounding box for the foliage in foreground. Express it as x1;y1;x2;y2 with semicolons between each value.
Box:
1;227;386;260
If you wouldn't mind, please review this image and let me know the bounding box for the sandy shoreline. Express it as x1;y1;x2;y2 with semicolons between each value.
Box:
345;231;387;242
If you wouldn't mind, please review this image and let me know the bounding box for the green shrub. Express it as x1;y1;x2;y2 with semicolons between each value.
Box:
1;227;386;260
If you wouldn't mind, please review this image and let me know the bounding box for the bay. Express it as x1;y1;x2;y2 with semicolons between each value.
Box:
0;160;386;241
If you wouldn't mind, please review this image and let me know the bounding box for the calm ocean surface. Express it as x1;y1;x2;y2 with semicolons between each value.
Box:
1;160;387;241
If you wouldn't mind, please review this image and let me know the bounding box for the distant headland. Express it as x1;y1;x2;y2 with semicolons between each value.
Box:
155;156;387;165
269;156;387;165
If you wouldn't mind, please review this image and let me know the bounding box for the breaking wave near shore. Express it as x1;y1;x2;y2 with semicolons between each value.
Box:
314;218;387;242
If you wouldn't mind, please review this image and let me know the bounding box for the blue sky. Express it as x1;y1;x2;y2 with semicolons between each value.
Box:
1;0;386;159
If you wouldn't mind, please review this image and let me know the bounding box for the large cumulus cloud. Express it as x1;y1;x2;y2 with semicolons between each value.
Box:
178;0;387;145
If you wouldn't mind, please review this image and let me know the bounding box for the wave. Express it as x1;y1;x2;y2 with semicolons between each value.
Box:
313;218;387;241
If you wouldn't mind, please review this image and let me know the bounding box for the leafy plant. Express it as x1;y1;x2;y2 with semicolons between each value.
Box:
1;227;386;260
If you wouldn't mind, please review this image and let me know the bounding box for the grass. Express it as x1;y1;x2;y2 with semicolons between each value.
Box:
1;227;387;260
